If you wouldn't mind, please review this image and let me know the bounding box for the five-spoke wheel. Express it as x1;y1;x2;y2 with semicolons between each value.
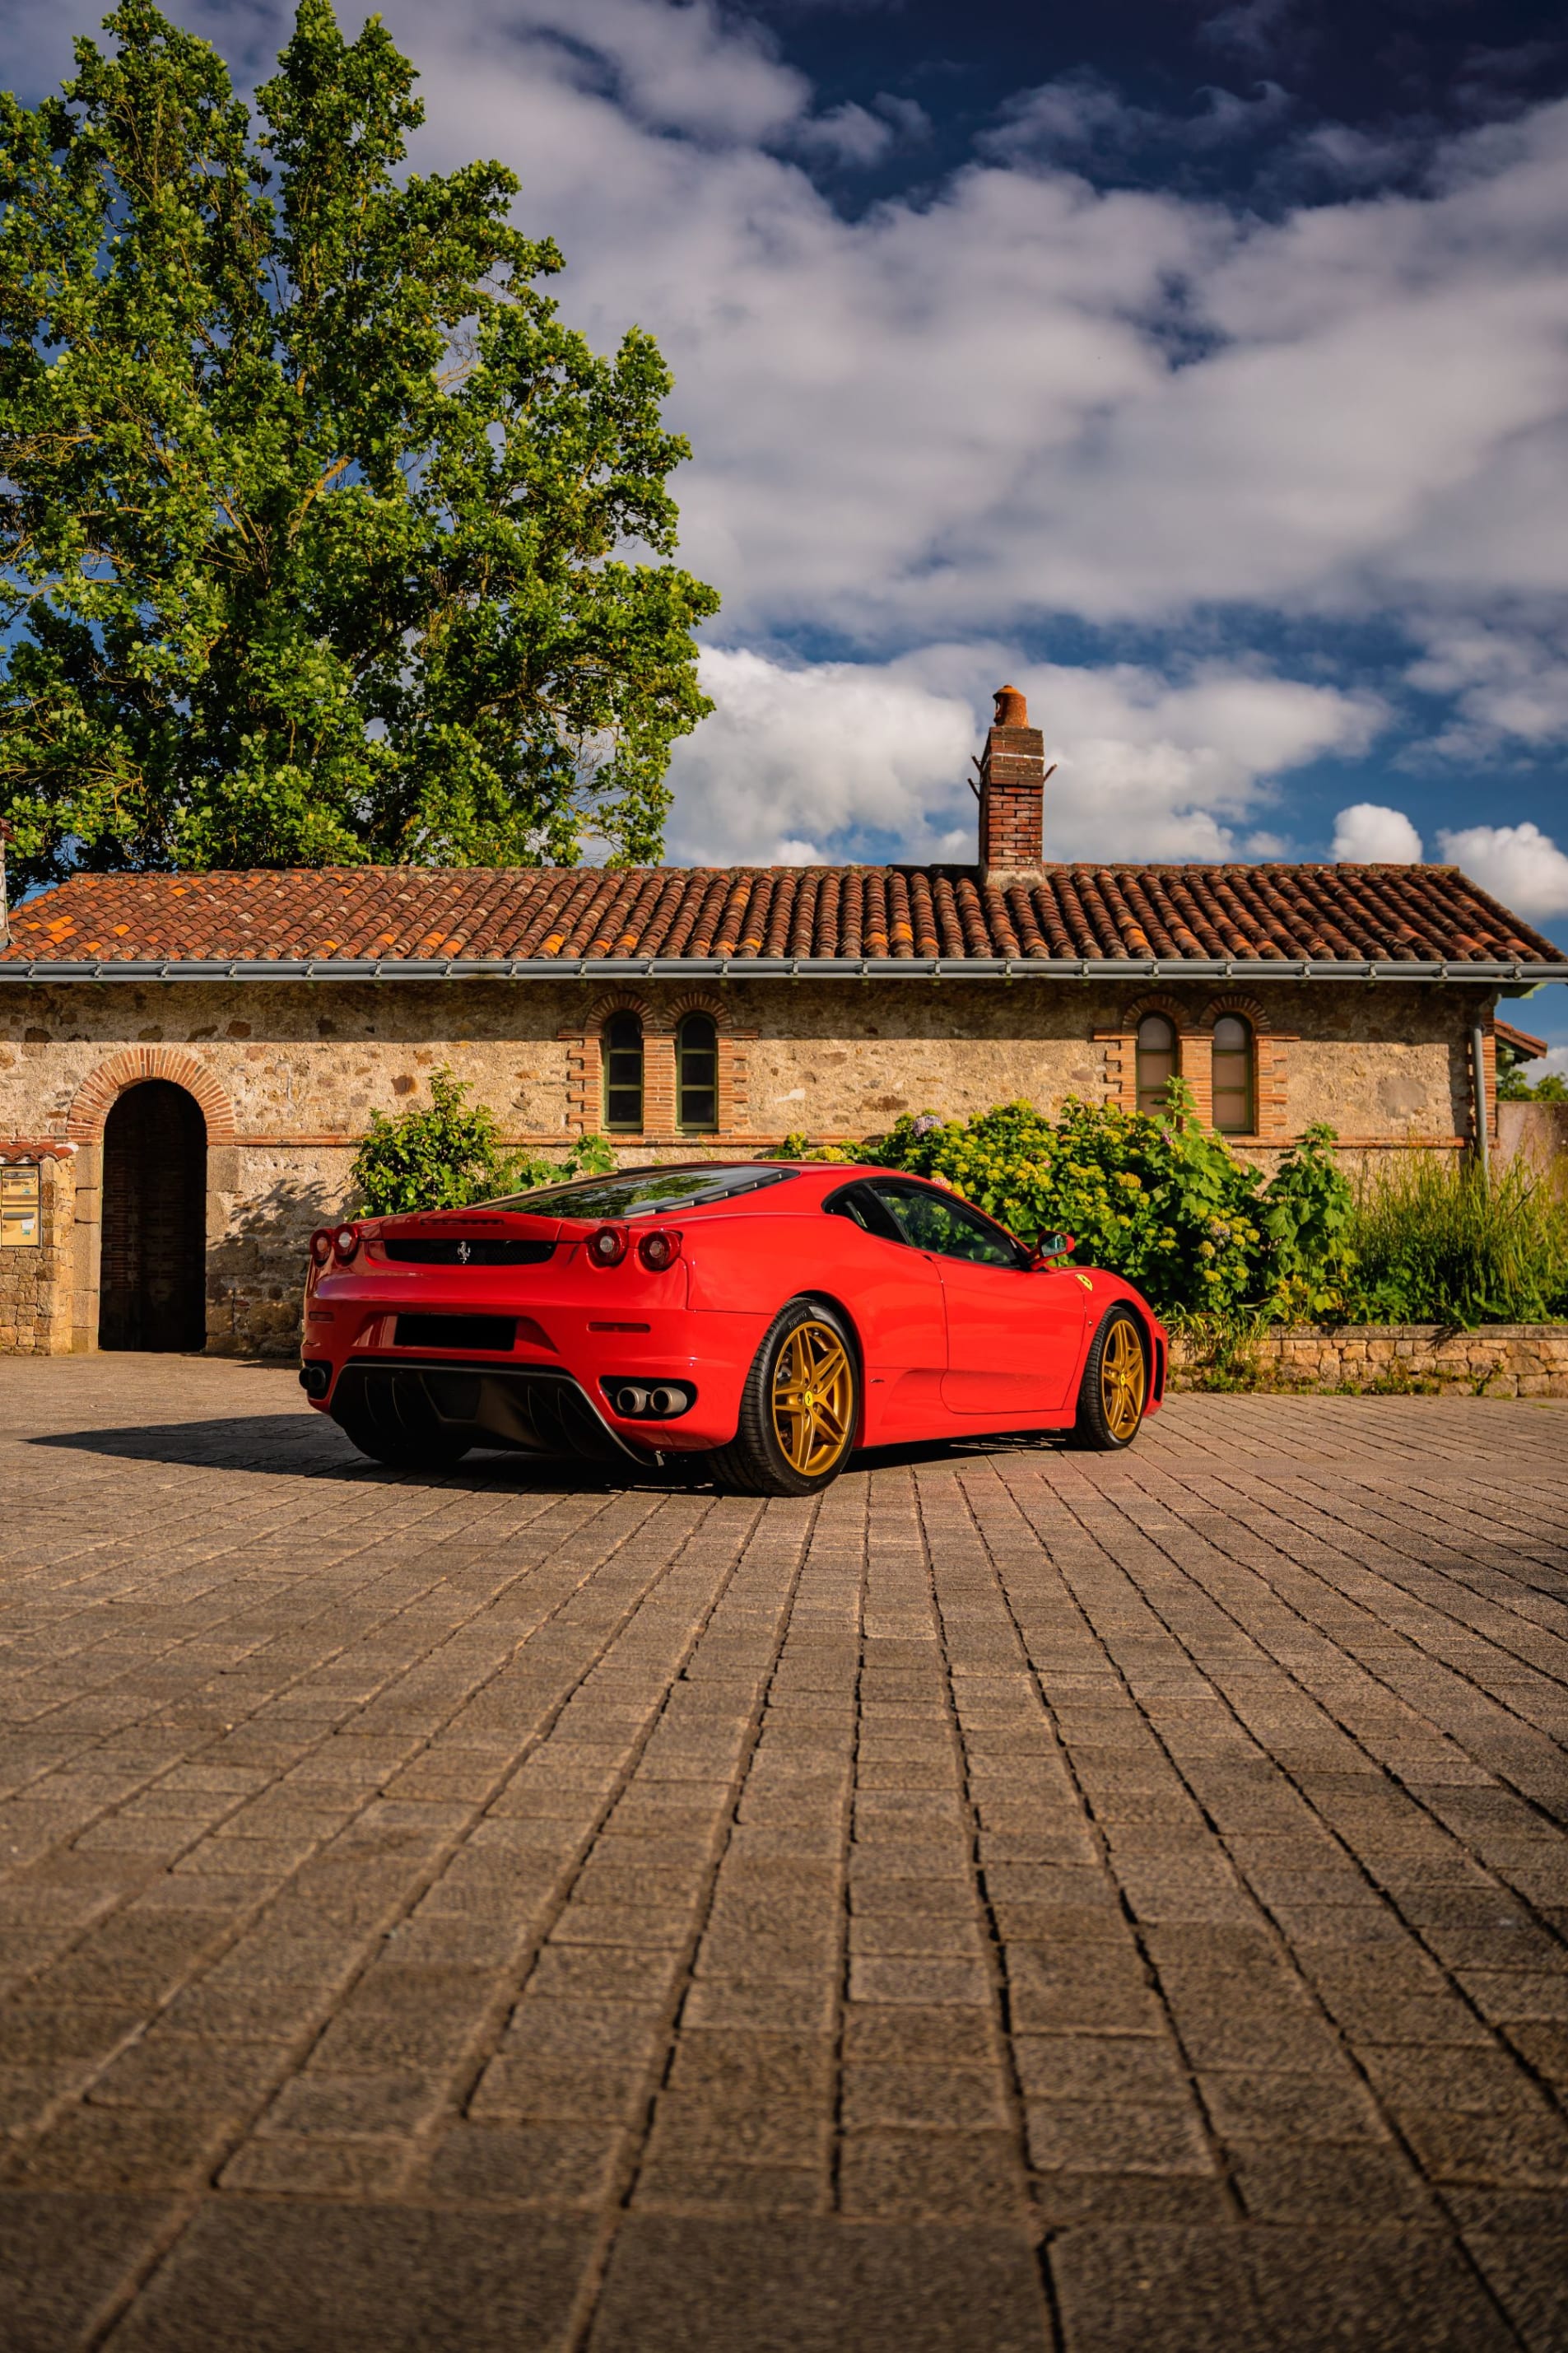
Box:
710;1298;859;1495
1069;1306;1149;1451
770;1317;855;1479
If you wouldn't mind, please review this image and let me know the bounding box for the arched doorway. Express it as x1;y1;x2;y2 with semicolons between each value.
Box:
99;1082;207;1351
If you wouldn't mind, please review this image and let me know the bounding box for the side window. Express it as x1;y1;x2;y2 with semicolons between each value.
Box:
1136;1013;1178;1115
1212;1014;1254;1135
824;1183;905;1243
869;1181;1026;1267
677;1013;718;1133
1;1163;40;1246
602;1012;644;1133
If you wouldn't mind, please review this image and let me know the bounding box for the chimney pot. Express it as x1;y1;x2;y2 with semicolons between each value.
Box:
978;687;1045;881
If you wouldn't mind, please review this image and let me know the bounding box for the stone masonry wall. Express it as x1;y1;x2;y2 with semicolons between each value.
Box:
0;1152;75;1355
1171;1323;1568;1398
0;971;1492;1358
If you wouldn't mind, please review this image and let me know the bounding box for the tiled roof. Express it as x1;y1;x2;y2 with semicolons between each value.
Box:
1495;1018;1550;1060
2;861;1564;970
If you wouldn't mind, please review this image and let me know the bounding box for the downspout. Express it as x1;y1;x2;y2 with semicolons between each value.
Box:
1470;1018;1490;1183
0;819;11;950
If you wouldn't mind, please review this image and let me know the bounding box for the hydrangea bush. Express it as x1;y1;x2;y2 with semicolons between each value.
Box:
780;1088;1358;1321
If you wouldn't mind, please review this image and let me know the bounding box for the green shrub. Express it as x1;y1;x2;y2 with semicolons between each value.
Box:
1257;1125;1361;1320
351;1069;615;1215
1347;1154;1568;1326
863;1092;1264;1315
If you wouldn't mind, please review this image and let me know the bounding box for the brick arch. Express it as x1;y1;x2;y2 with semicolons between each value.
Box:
666;988;730;1028
67;1049;238;1145
1120;990;1199;1035
588;988;655;1032
1198;990;1274;1032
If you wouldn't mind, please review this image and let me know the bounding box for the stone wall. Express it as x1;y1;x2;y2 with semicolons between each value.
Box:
0;1151;75;1354
0;969;1496;1358
1171;1323;1568;1397
1497;1100;1568;1173
0;971;1487;1149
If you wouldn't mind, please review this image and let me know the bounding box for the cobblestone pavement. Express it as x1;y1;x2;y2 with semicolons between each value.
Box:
1;1358;1566;2352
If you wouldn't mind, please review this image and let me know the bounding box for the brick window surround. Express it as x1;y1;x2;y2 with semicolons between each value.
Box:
563;992;754;1141
1096;994;1291;1139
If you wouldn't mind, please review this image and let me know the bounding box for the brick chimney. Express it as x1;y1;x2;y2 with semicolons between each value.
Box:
0;820;12;951
977;685;1047;881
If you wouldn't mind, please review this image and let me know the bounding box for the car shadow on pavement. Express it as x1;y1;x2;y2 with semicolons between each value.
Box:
28;1415;708;1493
30;1415;1067;1489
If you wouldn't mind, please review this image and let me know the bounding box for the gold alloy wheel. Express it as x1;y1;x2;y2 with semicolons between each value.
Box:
771;1319;854;1478
1100;1316;1147;1442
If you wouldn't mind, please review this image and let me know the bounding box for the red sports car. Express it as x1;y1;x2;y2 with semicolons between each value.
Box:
300;1161;1166;1493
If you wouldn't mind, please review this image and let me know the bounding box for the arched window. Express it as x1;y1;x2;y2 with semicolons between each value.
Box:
1136;1013;1178;1116
677;1013;719;1133
602;1012;644;1133
1212;1014;1255;1135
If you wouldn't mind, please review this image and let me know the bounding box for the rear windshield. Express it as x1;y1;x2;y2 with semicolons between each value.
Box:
486;1163;798;1222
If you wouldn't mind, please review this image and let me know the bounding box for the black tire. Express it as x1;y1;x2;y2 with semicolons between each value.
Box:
1068;1307;1149;1451
335;1377;472;1471
708;1298;859;1497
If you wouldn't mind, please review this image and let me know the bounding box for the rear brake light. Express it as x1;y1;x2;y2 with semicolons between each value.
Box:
309;1230;333;1267
333;1225;361;1263
636;1228;682;1272
587;1224;628;1266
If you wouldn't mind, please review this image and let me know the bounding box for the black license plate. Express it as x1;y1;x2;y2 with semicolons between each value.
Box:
393;1314;515;1353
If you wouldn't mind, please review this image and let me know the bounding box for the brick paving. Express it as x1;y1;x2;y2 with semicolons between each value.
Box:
0;1359;1565;2351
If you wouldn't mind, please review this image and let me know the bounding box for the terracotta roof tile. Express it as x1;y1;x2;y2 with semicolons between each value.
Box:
2;862;1563;968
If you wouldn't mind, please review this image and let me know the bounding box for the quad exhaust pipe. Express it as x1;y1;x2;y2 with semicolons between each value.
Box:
609;1382;695;1420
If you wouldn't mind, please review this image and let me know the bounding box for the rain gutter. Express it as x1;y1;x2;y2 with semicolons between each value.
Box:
0;956;1565;985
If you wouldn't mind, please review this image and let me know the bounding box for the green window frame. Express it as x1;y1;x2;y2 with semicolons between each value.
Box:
1136;1013;1178;1116
1212;1014;1255;1135
677;1013;719;1134
602;1012;644;1133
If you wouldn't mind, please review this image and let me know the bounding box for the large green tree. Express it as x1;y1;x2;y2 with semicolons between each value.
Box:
0;0;718;886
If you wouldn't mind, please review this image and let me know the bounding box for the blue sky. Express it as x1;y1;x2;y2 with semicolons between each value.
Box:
3;0;1567;1051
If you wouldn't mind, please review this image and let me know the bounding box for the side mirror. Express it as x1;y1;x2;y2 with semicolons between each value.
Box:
1031;1232;1076;1265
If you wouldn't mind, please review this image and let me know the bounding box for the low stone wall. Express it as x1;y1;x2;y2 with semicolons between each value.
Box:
1171;1322;1568;1397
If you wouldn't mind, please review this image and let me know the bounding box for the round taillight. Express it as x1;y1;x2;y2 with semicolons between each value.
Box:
588;1224;628;1266
637;1228;682;1272
333;1226;361;1262
309;1230;333;1267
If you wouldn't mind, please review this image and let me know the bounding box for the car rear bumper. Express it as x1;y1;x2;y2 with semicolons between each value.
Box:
300;1303;772;1456
315;1357;666;1465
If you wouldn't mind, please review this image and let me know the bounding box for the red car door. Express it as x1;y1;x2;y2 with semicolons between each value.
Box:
866;1180;1086;1421
820;1184;947;1441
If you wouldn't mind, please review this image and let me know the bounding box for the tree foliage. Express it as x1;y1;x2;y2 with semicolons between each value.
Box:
0;0;719;888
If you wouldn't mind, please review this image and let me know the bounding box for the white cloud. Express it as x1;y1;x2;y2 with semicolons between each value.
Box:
1436;821;1568;920
1409;620;1568;753
323;0;1568;637
665;649;975;864
668;645;1383;864
12;0;1568;869
1332;803;1424;862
